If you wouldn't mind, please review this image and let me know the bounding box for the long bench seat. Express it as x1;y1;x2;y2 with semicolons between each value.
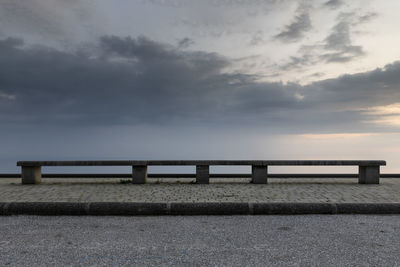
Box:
17;160;386;185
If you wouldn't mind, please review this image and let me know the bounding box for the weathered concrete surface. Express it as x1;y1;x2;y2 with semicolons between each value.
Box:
17;160;387;166
359;166;380;184
132;166;147;184
21;166;41;184
252;166;268;184
196;165;210;184
0;178;399;203
2;202;400;215
0;215;399;266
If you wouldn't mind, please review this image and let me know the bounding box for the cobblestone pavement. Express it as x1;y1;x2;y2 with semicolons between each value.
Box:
0;178;399;203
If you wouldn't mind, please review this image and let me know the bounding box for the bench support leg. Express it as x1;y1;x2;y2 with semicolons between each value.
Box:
132;166;147;184
21;166;42;184
358;166;380;184
252;165;268;184
196;165;209;184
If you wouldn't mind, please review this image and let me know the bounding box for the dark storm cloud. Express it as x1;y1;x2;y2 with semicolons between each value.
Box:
0;36;301;127
307;62;400;108
274;5;312;43
0;37;23;49
1;36;400;132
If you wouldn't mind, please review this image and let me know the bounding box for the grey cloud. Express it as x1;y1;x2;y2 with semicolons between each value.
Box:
313;62;400;105
201;0;283;8
308;72;325;78
279;53;316;71
0;36;300;127
320;46;364;63
324;22;351;49
321;13;365;63
274;6;312;43
99;35;229;79
358;12;379;23
0;37;23;49
280;9;378;70
324;0;343;9
249;31;264;46
0;0;100;46
276;43;321;71
1;36;400;133
0;92;16;101
177;37;195;49
139;0;189;8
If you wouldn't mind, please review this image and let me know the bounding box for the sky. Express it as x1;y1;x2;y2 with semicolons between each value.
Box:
1;0;400;173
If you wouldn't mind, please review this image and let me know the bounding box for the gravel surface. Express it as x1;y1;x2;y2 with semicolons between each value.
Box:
0;215;399;266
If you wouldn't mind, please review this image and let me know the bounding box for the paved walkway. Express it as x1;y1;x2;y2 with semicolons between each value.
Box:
0;178;399;203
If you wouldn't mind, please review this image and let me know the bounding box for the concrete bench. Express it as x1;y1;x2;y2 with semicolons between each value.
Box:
17;160;386;185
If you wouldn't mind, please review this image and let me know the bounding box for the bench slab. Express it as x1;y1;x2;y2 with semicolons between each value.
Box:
17;160;386;167
17;160;386;185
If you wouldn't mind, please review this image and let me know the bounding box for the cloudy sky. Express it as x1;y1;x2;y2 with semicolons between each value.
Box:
1;0;400;173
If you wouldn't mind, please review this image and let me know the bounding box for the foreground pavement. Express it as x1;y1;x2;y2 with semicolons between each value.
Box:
1;215;399;266
0;178;399;215
1;178;400;203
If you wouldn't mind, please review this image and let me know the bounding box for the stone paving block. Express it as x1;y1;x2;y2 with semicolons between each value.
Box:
170;203;249;215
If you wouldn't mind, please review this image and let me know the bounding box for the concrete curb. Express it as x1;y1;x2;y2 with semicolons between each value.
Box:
1;202;400;216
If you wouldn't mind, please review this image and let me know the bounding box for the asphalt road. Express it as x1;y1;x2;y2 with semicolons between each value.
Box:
0;215;399;266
